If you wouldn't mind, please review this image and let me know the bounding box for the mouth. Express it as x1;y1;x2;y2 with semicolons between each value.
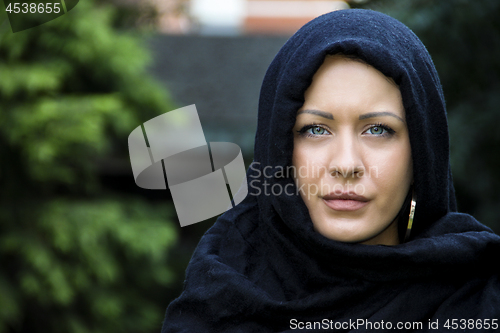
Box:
322;192;369;211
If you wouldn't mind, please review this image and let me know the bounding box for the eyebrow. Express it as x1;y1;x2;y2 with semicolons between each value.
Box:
359;111;404;123
297;109;405;123
296;109;334;120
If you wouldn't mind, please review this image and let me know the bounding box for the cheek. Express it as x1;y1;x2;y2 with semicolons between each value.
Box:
292;143;328;184
368;142;412;197
292;143;323;204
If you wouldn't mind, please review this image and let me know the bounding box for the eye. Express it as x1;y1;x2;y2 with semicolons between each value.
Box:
297;125;331;137
364;124;395;136
367;126;386;135
309;126;327;135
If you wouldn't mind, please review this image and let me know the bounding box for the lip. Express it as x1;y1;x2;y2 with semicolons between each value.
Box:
322;192;369;211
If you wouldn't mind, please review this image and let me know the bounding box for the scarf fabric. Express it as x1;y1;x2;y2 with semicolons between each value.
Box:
162;9;500;332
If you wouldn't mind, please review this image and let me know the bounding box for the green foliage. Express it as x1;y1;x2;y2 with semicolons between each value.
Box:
0;0;169;189
2;200;176;333
0;1;177;332
355;0;500;231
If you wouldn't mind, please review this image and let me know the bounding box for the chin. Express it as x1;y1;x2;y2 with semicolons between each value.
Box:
313;220;369;242
312;217;399;245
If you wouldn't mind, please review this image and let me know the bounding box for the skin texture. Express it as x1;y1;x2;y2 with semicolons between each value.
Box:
292;55;413;246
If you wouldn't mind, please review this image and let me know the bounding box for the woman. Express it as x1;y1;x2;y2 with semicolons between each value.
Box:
162;9;500;332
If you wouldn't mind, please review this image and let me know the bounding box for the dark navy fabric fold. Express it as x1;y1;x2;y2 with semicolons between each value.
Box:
162;9;500;332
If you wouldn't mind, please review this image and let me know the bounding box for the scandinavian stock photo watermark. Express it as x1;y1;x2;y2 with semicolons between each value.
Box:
248;161;379;199
289;318;499;331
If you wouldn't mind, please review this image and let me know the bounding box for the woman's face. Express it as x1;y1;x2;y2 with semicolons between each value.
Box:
292;55;413;245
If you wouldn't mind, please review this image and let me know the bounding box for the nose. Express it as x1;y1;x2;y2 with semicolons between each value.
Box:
328;132;364;178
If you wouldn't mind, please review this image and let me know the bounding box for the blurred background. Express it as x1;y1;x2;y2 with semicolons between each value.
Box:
0;0;499;332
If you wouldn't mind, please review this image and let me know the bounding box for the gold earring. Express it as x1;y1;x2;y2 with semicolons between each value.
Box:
404;190;417;242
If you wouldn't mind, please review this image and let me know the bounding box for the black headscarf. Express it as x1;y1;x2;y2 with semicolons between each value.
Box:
162;9;500;332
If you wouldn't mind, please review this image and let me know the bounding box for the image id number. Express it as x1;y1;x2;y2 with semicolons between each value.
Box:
444;319;498;330
6;2;61;14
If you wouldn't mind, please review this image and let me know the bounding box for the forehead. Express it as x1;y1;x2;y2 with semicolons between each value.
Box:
300;55;404;117
313;54;397;88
